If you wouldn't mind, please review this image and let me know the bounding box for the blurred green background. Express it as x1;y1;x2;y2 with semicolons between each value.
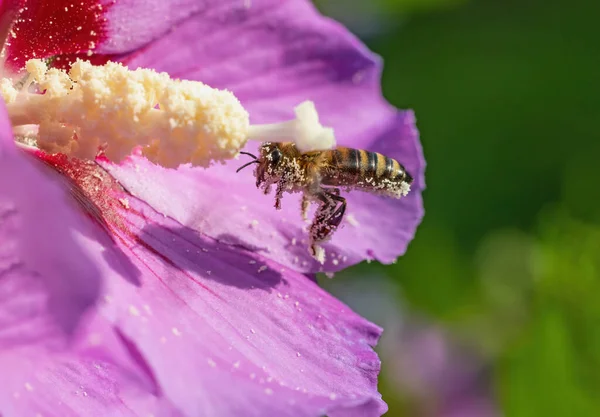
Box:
314;0;599;415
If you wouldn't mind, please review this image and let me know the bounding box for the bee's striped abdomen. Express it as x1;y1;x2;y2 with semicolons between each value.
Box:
383;154;404;180
359;149;403;180
325;148;360;180
321;146;411;191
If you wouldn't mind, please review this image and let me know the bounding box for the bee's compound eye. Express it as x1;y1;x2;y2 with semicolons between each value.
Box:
271;149;282;165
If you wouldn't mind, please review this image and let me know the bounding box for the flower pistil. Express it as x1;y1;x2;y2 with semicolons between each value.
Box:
1;59;336;168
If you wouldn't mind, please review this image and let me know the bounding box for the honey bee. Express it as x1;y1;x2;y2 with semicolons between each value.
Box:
237;142;413;258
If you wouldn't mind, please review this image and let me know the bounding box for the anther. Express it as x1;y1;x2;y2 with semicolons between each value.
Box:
2;59;250;167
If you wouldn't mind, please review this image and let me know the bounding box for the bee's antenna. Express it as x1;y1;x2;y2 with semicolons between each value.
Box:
236;160;259;173
239;151;257;159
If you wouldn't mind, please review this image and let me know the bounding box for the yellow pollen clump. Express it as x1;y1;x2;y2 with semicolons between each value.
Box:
0;59;337;167
2;59;250;167
0;79;18;102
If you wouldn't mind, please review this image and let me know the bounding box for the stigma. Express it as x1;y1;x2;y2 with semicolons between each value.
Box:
0;59;336;168
247;101;336;153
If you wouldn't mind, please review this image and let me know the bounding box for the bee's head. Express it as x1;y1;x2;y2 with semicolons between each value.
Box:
255;142;285;188
236;142;302;191
235;142;286;187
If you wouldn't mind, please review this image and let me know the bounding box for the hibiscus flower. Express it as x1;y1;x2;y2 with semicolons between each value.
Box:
0;1;424;416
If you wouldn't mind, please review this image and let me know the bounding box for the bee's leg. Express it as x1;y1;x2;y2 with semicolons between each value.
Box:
308;191;346;256
301;194;311;221
316;188;345;229
274;181;286;210
325;192;347;230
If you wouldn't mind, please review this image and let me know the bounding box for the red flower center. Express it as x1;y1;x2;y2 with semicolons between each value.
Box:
2;0;109;71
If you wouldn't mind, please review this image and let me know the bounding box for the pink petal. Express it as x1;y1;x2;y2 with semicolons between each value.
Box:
105;198;387;416
104;0;425;272
99;0;210;54
0;314;181;417
0;103;106;339
25;150;387;416
0;129;177;415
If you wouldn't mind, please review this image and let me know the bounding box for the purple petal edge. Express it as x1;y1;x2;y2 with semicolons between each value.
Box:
103;0;425;273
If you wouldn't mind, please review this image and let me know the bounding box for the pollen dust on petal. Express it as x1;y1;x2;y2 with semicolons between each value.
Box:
29;151;126;237
4;0;110;71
